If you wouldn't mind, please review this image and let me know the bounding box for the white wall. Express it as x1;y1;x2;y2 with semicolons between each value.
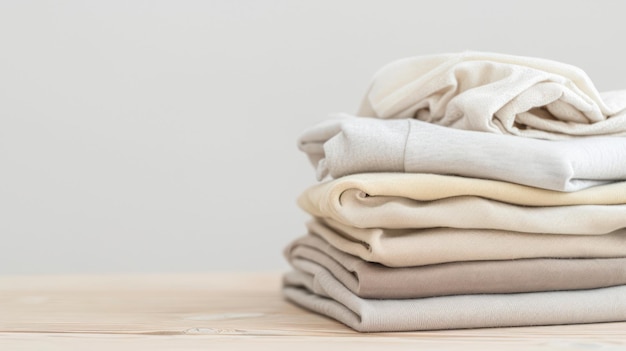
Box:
1;0;625;274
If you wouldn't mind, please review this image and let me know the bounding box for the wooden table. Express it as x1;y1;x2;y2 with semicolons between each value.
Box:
1;273;625;350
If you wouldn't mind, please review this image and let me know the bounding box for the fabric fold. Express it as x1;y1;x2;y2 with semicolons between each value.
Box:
356;51;626;139
285;234;626;298
298;115;626;191
283;259;626;332
306;218;626;267
298;173;626;234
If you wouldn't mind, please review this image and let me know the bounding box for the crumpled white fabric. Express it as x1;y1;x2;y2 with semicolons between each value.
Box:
357;51;626;139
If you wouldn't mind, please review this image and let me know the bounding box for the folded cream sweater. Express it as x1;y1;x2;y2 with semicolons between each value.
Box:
299;173;626;234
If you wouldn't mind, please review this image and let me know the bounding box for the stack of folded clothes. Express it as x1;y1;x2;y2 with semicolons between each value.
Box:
283;52;626;332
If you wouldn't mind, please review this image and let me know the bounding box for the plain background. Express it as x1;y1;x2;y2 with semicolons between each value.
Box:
1;0;625;274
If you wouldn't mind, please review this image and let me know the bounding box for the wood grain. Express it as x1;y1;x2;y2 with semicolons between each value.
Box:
1;273;625;350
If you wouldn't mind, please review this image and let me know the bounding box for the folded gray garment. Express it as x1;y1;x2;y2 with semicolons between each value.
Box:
309;218;626;267
298;115;626;191
285;234;626;298
356;51;626;140
299;175;626;235
283;259;626;332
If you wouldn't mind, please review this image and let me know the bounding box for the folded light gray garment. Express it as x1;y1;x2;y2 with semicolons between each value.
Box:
299;115;626;191
357;51;626;140
285;234;626;298
299;174;626;234
283;259;626;332
300;173;626;207
308;219;626;267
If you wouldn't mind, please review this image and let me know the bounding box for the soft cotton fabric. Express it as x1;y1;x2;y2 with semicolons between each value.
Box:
299;173;626;234
283;260;626;332
299;115;626;191
285;234;626;298
306;219;626;267
357;51;626;140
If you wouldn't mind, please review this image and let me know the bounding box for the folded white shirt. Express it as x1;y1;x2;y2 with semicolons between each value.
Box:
357;51;626;139
299;115;626;191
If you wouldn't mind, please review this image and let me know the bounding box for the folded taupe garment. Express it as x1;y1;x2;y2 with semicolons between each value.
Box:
299;173;626;234
283;259;626;332
285;234;626;298
357;51;626;140
308;219;626;267
299;115;626;191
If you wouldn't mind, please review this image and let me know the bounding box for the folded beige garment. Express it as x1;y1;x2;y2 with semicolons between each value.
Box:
357;51;626;140
285;234;626;298
308;219;626;267
283;259;626;332
299;173;626;234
